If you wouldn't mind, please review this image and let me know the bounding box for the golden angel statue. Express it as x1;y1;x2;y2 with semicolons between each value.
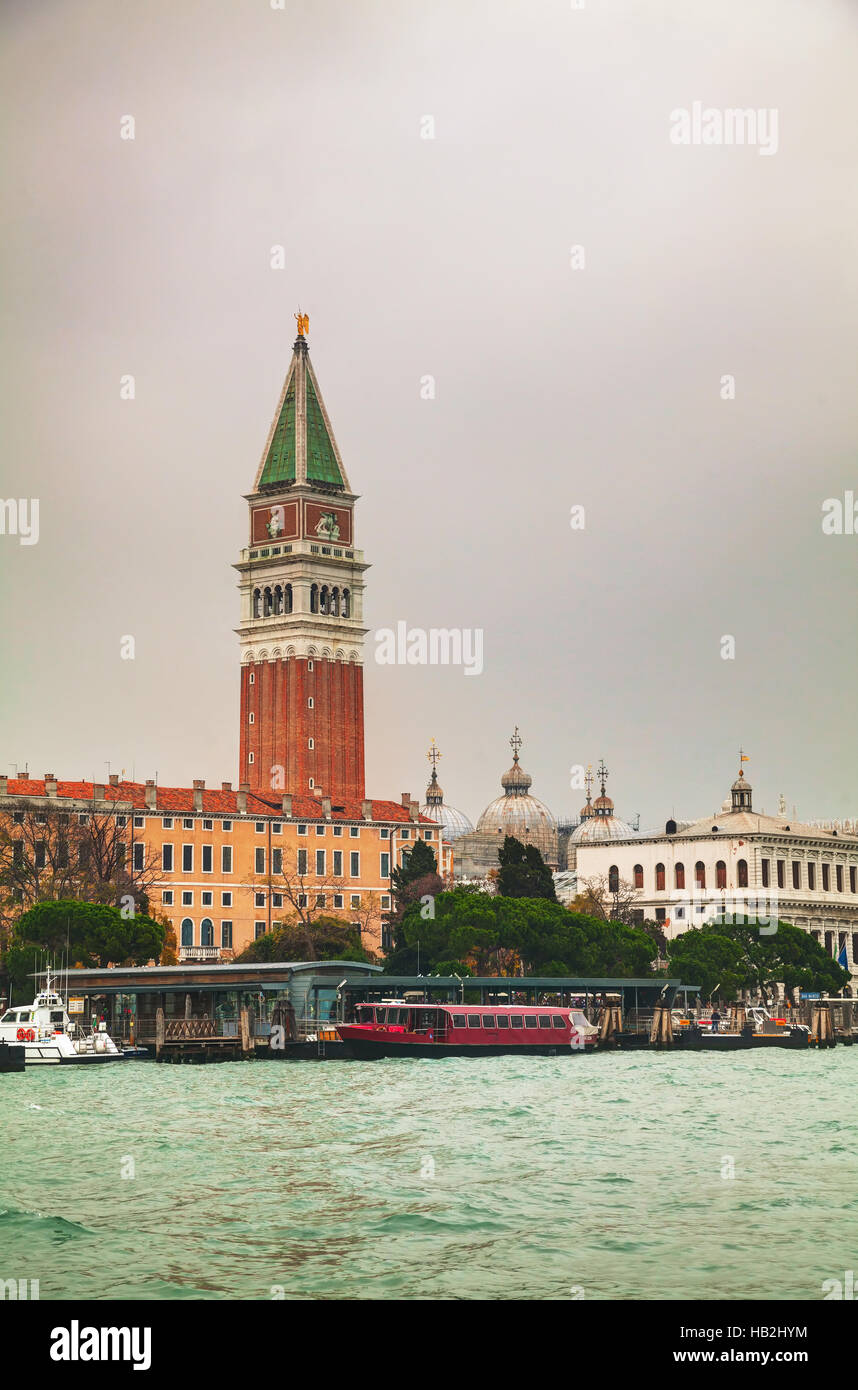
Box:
295;310;310;337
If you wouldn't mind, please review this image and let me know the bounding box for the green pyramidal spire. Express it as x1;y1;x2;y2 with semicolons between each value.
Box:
255;318;349;491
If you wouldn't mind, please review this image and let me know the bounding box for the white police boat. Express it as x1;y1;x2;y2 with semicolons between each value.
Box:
0;970;124;1065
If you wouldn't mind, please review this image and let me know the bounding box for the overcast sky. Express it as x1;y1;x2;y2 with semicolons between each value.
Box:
2;0;856;827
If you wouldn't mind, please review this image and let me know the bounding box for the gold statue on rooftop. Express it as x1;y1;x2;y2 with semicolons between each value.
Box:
294;310;310;337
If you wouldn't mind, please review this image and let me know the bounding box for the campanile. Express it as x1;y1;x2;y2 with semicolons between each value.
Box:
235;318;369;800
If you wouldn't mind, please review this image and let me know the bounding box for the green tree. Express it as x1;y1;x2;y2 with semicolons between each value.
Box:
667;918;850;1003
5;899;165;999
234;915;371;964
497;836;556;901
386;838;444;972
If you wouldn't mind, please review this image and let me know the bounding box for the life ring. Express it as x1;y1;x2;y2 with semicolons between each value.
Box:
26;1029;35;1042
16;1027;25;1041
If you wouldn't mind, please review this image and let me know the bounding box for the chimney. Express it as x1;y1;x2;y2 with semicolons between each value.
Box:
221;781;232;792
193;779;205;812
361;799;373;821
322;796;332;819
45;773;57;797
237;782;249;815
281;794;293;817
0;776;7;796
109;773;119;787
409;799;420;823
144;779;157;810
93;783;105;802
401;792;410;807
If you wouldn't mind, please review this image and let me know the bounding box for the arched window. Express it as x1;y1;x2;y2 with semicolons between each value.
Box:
716;860;727;890
310;584;319;614
331;587;340;616
737;858;748;888
633;864;644;889
284;583;292;614
181;918;193;948
695;861;706;889
252;588;261;618
320;585;329;615
274;585;283;615
655;863;665;892
608;865;619;893
675;862;685;889
342;588;350;618
263;586;273;617
200;918;214;947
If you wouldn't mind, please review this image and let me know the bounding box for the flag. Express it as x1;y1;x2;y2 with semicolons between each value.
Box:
838;943;848;969
740;753;749;763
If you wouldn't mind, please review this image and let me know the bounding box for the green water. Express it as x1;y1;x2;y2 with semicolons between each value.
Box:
0;1050;854;1301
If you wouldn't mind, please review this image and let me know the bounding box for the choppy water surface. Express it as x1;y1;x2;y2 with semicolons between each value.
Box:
1;1050;855;1300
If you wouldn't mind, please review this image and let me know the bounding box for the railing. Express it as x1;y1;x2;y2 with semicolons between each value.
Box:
165;1019;218;1040
178;946;221;962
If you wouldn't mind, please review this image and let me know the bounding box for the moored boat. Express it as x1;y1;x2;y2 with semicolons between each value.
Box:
0;971;125;1065
337;1002;598;1058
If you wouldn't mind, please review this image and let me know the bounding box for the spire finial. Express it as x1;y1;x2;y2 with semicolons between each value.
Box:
597;759;609;796
738;746;749;777
510;726;522;764
584;764;594;803
294;308;309;339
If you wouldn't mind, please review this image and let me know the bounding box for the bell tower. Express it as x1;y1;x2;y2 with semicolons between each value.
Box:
235;316;369;800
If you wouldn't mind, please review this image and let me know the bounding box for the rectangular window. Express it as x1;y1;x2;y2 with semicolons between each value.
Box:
401;828;411;840
271;847;282;875
133;815;144;829
381;894;391;909
222;821;232;832
525;1016;538;1029
297;848;308;875
510;1016;524;1029
822;863;831;890
161;890;173;905
333;850;343;876
201;890;213;907
255;822;265;833
297;894;307;908
836;864;844;892
380;852;389;878
255;892;266;907
538;1015;552;1028
350;851;360;877
316;849;326;876
496;1016;509;1028
203;818;213;831
297;823;308;836
162;844;174;872
451;1014;467;1029
221;891;232;907
350;826;359;838
162;817;173;829
552;1016;566;1029
776;860;785;889
183;818;193;830
467;1016;481;1029
424;830;433;840
272;822;282;835
182;890;193;906
182;844;193;872
222;845;233;874
254;922;266;939
380;828;390;839
851;867;857;894
792;861;801;889
808;862;816;890
350;894;360;909
255;847;265;874
333;826;343;837
333;893;344;908
221;921;233;949
34;841;46;870
761;858;770;888
202;845;213;873
482;1015;495;1028
316;824;325;837
133;842;144;872
273;893;283;908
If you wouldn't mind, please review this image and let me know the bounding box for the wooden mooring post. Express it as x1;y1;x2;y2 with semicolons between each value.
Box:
649;1005;674;1047
155;1007;165;1061
810;1003;836;1048
240;1006;254;1057
597;1005;623;1046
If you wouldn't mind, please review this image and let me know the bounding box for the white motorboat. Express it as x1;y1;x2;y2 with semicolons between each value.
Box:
0;970;125;1065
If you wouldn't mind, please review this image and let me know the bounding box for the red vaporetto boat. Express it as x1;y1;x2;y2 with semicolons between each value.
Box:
336;1002;598;1058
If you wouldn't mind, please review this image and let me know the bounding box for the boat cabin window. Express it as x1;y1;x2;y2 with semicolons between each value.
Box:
17;1011;31;1023
525;1016;538;1029
538;1016;551;1028
510;1016;524;1029
496;1016;509;1028
552;1016;565;1029
1;1011;18;1024
482;1015;495;1028
451;1014;466;1028
50;1011;64;1024
467;1015;481;1028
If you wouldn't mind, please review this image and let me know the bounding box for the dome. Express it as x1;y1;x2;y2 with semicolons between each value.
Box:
420;801;474;841
474;728;558;865
570;760;633;843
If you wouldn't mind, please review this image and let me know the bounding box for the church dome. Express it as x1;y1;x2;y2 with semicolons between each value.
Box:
474;729;558;865
420;741;474;841
570;762;633;843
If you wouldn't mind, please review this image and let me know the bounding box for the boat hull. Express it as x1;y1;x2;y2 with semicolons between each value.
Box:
339;1038;591;1060
20;1044;125;1065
